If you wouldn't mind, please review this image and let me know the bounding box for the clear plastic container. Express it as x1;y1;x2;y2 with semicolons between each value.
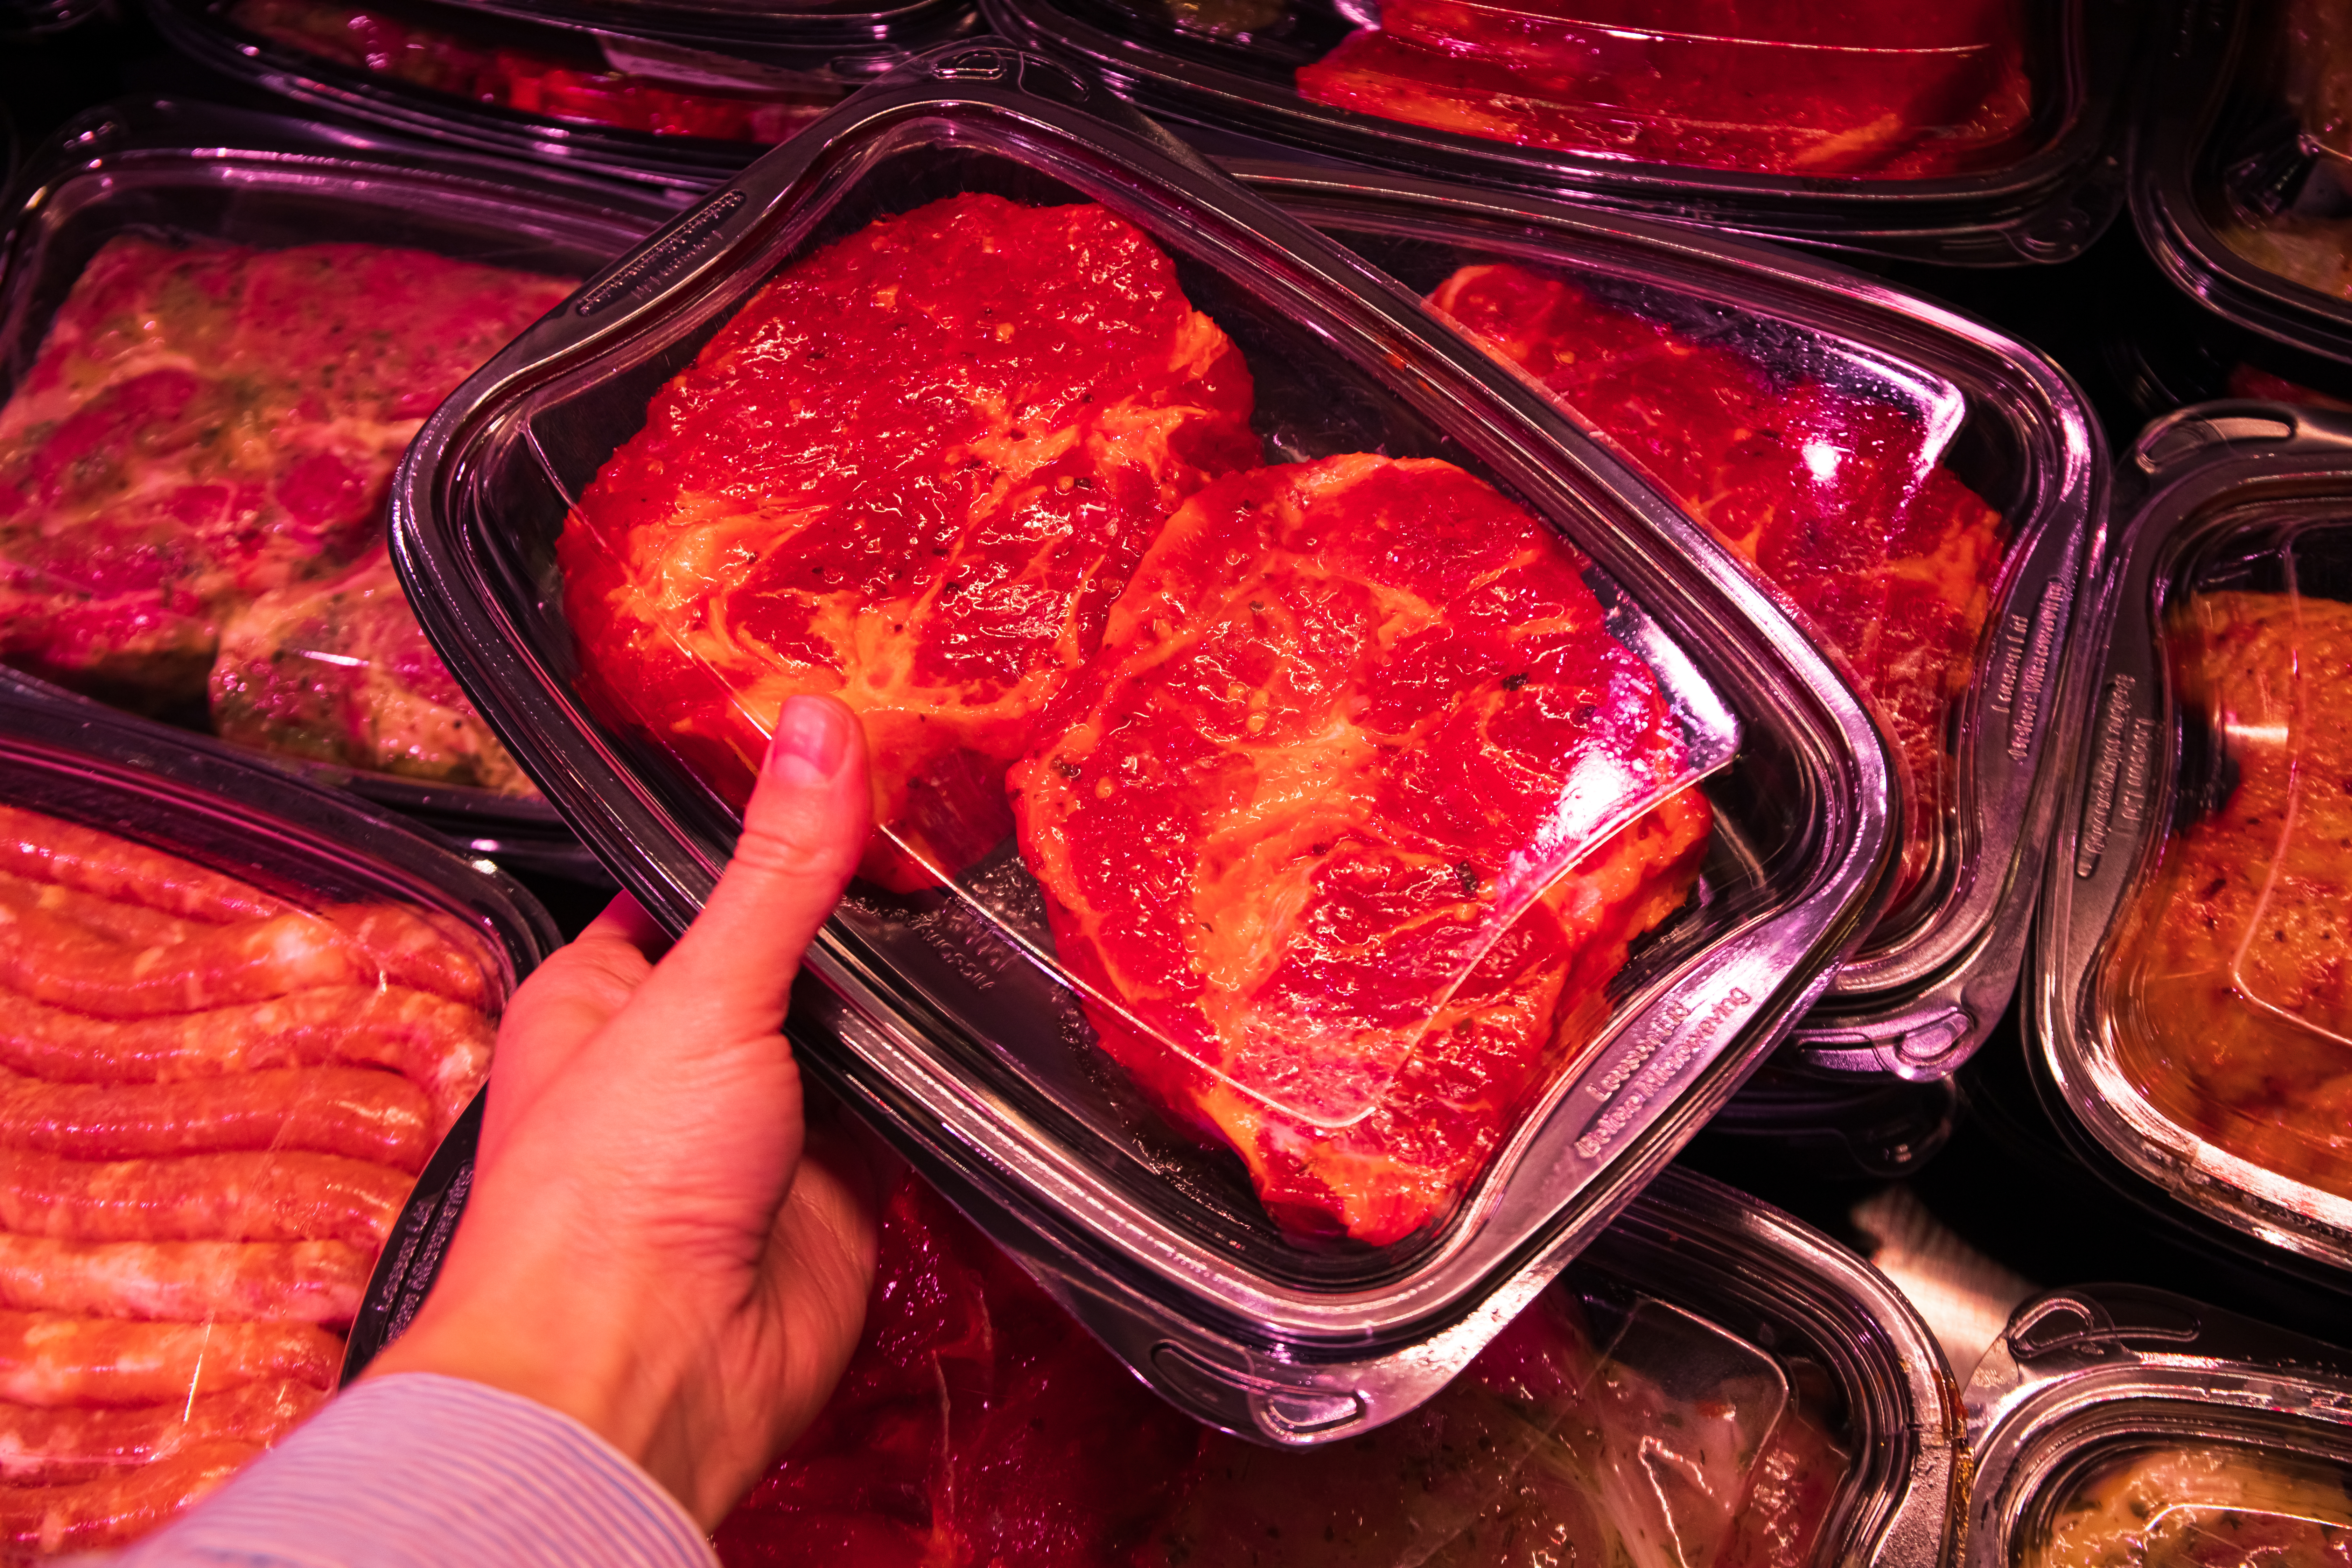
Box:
980;0;2146;265
2130;0;2352;373
2035;399;2352;1277
391;42;1893;1442
0;97;674;878
1237;165;2101;1084
147;0;980;196
1968;1283;2352;1568
0;663;555;1556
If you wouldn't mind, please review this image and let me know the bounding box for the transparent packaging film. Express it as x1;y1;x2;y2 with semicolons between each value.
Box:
0;681;548;1556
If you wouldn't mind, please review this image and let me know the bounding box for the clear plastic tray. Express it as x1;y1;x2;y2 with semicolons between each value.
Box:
391;42;1892;1442
2130;0;2352;372
0;665;554;1556
147;0;981;196
980;0;2147;265
1237;164;2100;1083
0;97;674;879
1968;1283;2352;1568
2035;399;2352;1277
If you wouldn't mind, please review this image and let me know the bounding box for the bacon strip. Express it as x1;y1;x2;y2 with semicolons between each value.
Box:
0;1151;406;1250
0;1236;370;1326
0;1312;341;1407
0;984;491;1134
0;805;284;925
0;1062;432;1172
0;1438;261;1555
0;1381;322;1483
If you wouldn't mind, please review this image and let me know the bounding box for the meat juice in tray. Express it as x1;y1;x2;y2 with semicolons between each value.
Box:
1967;1283;2352;1568
0;100;669;872
1237;170;2100;1083
394;51;1891;1441
2036;401;2352;1276
0;669;555;1559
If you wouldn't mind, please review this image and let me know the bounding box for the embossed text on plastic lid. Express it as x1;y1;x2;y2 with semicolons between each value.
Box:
391;41;1891;1442
2036;400;2352;1277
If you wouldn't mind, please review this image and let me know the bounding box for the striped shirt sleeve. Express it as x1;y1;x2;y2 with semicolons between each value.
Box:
87;1374;717;1568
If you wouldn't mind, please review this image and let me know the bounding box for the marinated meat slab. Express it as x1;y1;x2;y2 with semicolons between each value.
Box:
2035;1443;2352;1568
0;236;566;789
562;192;1261;890
210;546;529;792
2105;591;2352;1198
1009;454;1711;1244
1430;262;2006;907
1295;0;2031;178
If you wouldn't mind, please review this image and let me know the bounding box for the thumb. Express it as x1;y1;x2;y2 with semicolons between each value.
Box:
636;694;871;1042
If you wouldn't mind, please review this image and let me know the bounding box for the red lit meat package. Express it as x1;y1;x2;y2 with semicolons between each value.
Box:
1430;263;2006;908
0;236;566;790
1294;0;2033;178
566;193;1712;1244
718;1174;1851;1568
0;803;498;1558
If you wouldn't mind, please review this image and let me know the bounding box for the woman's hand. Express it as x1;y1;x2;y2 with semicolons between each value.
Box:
368;694;882;1527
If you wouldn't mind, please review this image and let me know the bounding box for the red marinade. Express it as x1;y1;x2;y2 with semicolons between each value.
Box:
226;0;840;144
718;1172;1855;1568
1295;0;2032;178
1008;455;1712;1245
561;192;1261;890
1429;262;2007;907
0;237;566;788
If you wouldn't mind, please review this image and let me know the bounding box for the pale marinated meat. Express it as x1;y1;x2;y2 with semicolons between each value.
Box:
2035;1443;2352;1568
1009;454;1711;1245
561;192;1261;890
1430;262;2006;907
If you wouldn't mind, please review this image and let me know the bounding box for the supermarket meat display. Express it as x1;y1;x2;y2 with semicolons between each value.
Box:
1009;455;1712;1243
0;236;565;791
0;803;498;1556
1293;0;2035;177
1430;261;2008;908
2031;1442;2352;1568
719;1173;1852;1568
560;191;1261;891
227;0;846;144
2102;590;2352;1197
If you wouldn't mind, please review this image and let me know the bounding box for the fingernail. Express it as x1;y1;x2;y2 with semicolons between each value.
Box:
766;696;850;785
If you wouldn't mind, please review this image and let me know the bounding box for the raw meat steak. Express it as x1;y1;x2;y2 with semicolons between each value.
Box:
561;192;1261;890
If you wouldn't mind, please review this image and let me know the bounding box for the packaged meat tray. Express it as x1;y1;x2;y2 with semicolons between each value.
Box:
1238;165;2100;1084
0;97;673;878
0;664;556;1558
391;43;1895;1441
2034;399;2352;1277
147;0;980;196
980;0;2147;264
1967;1282;2352;1568
353;1109;1959;1568
2130;0;2352;373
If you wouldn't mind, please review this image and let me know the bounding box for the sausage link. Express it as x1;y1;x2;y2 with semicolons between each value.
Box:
0;1063;432;1172
0;1312;341;1407
0;1381;321;1483
0;900;375;1018
0;1152;407;1250
0;985;491;1133
0;804;282;924
320;904;494;1010
0;870;198;951
0;1438;259;1557
0;1236;370;1326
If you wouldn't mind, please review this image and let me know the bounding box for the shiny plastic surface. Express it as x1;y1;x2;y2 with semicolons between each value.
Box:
1967;1283;2352;1568
0;665;554;1556
982;0;2145;265
2036;400;2352;1275
149;0;980;194
0;98;669;876
2132;0;2352;367
393;44;1891;1442
1236;166;2099;1081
